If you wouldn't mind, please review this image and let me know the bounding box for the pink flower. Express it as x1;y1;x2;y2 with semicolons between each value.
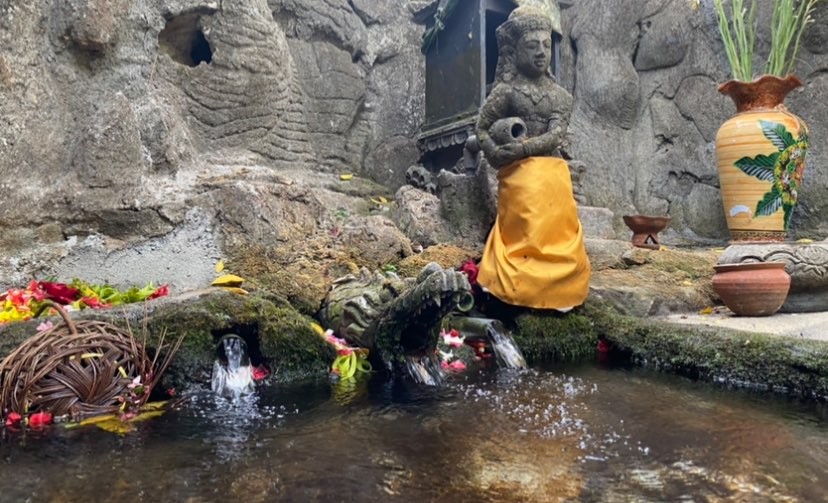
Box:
447;360;466;372
36;320;54;332
27;281;47;301
325;330;348;348
127;376;142;390
120;411;138;422
440;328;465;348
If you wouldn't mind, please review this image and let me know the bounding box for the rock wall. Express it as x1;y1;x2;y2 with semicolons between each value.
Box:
561;0;828;242
0;0;422;307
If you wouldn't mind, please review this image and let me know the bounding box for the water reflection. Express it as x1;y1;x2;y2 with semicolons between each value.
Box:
1;365;826;502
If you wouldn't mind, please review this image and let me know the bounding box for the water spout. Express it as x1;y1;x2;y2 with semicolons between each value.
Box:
448;316;527;369
211;334;255;399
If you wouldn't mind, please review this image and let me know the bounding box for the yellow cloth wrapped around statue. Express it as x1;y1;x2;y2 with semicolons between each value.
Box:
477;156;591;310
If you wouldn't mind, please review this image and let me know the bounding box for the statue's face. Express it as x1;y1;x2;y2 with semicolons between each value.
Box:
516;29;552;78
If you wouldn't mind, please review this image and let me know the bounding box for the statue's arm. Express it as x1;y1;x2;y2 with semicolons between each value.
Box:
476;85;511;158
476;86;526;168
523;90;573;157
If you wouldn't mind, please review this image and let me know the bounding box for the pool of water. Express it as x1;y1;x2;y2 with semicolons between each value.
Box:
2;364;826;502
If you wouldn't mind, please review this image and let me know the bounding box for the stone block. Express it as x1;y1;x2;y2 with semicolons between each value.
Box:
578;206;616;239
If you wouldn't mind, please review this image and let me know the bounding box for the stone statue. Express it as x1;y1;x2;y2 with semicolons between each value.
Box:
476;6;572;169
474;6;590;311
320;263;473;381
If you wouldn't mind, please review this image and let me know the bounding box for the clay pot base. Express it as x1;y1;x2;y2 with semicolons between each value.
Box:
631;233;661;250
622;215;671;250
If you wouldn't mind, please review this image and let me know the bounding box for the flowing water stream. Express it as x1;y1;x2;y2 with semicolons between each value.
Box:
2;363;826;502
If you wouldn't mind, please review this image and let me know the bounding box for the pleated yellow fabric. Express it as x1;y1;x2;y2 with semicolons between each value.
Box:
477;156;591;309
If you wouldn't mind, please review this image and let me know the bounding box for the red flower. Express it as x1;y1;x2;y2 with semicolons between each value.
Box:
6;289;28;308
4;412;22;427
597;338;611;354
252;365;270;381
81;296;110;309
28;411;53;428
459;260;479;286
39;281;81;305
148;284;169;300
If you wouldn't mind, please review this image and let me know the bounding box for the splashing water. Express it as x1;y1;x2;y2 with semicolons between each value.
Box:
403;353;446;386
211;334;255;399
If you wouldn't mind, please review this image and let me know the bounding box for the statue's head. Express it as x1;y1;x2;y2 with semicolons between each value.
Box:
495;6;554;83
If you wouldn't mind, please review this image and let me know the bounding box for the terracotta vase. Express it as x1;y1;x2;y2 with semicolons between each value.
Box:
712;261;790;316
715;75;809;242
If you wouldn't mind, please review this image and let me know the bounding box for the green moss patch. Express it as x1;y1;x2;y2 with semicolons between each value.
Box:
589;307;828;398
511;310;598;363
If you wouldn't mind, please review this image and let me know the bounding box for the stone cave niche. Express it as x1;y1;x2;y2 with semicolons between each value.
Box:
158;12;213;67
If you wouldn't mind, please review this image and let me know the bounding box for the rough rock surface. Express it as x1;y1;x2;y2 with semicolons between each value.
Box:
0;0;423;305
586;240;719;317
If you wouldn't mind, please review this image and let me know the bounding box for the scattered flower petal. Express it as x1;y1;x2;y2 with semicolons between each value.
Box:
36;320;54;332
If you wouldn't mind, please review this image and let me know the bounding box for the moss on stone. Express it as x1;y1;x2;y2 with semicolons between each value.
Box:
396;244;479;278
228;243;341;316
588;307;828;398
511;311;597;363
236;293;334;380
0;290;334;390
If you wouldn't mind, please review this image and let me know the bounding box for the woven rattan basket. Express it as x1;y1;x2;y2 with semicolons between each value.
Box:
1;303;158;418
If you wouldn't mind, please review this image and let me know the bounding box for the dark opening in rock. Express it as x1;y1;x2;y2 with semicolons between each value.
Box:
190;30;213;65
211;324;265;367
158;13;213;67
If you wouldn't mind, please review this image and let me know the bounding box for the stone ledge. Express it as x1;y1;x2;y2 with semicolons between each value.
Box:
658;309;828;342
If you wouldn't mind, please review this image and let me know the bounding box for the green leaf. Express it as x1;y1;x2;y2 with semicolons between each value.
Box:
734;153;777;181
755;188;783;217
783;203;795;230
760;120;795;150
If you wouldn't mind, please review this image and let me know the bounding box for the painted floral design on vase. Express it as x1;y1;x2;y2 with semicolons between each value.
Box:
715;75;809;242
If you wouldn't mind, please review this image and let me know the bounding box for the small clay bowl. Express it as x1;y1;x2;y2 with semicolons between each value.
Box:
622;215;671;250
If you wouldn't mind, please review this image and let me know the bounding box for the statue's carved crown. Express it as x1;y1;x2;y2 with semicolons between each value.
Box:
494;6;554;83
496;6;553;48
